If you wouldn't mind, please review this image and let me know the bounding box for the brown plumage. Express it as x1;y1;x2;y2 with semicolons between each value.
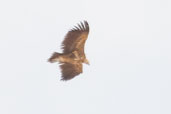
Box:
48;21;90;81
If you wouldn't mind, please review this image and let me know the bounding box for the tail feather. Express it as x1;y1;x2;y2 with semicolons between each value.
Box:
48;52;61;63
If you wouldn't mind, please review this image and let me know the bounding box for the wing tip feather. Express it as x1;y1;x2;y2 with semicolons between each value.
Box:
70;21;89;32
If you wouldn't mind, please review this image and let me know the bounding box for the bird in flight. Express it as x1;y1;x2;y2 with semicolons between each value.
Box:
48;21;90;81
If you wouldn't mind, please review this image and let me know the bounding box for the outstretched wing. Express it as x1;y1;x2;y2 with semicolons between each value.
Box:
61;21;89;54
60;63;83;81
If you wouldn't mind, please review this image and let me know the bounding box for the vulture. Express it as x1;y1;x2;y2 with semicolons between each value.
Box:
48;21;90;81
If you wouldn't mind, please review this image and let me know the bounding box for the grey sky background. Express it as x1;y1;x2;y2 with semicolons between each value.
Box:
0;0;171;114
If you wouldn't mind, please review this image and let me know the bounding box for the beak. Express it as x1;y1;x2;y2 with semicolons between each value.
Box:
84;59;90;65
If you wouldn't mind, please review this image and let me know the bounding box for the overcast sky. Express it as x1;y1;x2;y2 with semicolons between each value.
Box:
0;0;171;114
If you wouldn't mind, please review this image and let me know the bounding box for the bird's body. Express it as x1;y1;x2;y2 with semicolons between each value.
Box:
48;21;90;81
